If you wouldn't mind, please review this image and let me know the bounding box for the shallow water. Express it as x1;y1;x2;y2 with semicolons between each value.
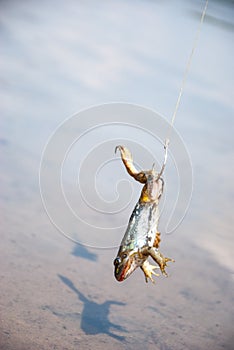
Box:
1;0;234;349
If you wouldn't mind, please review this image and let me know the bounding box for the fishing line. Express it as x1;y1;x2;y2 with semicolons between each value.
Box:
166;0;208;144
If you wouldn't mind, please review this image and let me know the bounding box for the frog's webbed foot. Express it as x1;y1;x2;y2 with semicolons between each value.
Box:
147;247;175;277
141;260;160;283
115;145;147;184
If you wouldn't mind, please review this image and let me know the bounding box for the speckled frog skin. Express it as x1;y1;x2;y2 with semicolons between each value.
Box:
113;145;174;283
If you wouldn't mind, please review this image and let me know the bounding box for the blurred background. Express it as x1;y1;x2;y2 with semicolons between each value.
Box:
1;0;234;349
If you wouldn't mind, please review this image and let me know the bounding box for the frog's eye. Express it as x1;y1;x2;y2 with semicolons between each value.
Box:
113;257;121;266
122;253;127;259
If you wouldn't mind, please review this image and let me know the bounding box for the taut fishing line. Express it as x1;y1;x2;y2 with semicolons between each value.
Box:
166;0;208;145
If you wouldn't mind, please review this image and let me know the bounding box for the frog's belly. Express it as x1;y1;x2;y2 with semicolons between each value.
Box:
120;201;159;251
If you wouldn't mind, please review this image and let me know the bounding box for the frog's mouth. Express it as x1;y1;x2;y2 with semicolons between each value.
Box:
115;255;137;282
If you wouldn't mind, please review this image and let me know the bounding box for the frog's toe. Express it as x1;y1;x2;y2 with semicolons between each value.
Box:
159;256;175;276
141;260;160;283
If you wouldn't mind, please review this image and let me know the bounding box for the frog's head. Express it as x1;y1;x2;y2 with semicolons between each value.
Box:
113;251;137;282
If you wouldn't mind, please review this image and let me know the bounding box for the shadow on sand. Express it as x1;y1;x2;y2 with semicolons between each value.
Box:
71;244;98;262
58;274;127;341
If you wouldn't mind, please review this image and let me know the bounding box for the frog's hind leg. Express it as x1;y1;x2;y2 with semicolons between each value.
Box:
147;247;174;276
115;145;147;184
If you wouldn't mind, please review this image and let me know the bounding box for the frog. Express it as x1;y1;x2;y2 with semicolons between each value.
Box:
113;142;174;283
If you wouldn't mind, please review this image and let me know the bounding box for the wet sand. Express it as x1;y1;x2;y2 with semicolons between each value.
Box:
1;0;234;349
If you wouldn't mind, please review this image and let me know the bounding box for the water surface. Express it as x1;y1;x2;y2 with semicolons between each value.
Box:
1;0;234;349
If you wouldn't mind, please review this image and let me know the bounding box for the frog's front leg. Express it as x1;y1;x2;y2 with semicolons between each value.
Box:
141;260;160;283
147;247;175;276
141;246;174;276
153;231;161;249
